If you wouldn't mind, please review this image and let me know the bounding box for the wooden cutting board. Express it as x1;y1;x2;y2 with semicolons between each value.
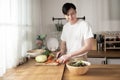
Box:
32;59;65;80
35;56;59;66
35;62;59;66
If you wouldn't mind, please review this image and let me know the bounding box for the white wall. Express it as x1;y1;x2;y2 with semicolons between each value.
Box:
41;0;77;36
31;0;42;48
40;0;120;35
32;0;42;34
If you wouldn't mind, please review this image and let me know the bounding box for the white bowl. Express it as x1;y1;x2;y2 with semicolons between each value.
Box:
27;49;45;57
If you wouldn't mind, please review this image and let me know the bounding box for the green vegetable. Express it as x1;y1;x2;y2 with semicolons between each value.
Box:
49;53;55;57
37;34;47;41
69;60;87;67
35;55;47;63
42;49;51;57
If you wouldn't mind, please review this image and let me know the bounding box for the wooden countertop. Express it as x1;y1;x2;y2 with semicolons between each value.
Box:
88;50;120;58
63;65;120;80
4;59;120;80
4;59;65;80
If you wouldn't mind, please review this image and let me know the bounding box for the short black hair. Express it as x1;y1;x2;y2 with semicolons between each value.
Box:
62;3;76;15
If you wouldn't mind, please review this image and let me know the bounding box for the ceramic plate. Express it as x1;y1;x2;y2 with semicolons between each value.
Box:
47;37;59;51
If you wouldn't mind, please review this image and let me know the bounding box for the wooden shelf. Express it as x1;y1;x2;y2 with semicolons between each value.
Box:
103;31;120;51
106;41;120;43
106;47;120;49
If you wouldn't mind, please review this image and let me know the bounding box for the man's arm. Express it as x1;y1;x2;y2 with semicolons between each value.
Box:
57;37;94;63
56;40;66;58
59;40;66;54
69;37;94;57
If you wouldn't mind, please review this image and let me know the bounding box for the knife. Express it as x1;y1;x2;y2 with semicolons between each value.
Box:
54;52;61;63
56;52;61;59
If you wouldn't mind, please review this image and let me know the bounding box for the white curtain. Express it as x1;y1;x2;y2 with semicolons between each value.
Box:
0;0;37;76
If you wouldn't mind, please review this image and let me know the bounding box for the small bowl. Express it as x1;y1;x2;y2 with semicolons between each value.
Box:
27;49;45;57
66;60;91;75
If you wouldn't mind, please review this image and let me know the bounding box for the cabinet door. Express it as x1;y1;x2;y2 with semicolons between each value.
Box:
107;59;120;64
88;58;106;64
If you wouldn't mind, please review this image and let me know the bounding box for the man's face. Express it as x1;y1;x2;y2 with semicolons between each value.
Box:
64;8;77;24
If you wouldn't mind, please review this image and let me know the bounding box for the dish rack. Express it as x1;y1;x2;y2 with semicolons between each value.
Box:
102;31;120;51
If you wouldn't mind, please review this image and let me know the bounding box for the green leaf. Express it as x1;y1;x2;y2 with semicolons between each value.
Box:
42;49;51;57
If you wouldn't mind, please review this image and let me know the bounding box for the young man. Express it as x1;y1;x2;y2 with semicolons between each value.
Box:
57;3;94;63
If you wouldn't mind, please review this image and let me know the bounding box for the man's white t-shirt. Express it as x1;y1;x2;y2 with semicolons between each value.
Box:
61;20;93;57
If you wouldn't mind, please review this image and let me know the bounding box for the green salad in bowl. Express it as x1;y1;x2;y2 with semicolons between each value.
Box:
66;60;91;75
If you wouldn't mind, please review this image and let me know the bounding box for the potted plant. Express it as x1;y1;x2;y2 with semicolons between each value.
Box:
36;34;47;49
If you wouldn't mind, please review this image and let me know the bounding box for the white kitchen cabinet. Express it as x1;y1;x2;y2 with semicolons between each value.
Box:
88;58;106;64
107;59;120;64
